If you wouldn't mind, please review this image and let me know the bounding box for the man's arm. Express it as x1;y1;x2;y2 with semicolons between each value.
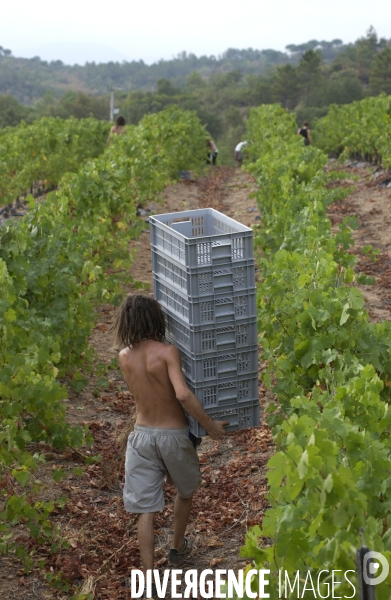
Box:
165;345;228;440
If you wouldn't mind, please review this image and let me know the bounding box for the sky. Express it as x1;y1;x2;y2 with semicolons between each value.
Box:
1;0;390;65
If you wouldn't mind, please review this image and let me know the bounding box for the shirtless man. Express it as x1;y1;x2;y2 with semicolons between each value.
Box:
114;295;228;591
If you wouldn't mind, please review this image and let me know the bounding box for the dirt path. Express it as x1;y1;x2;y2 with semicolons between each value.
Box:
4;162;390;599
1;167;271;600
327;161;391;322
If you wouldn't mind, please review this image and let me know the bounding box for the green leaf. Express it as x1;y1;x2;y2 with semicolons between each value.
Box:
320;474;333;506
4;308;17;322
12;468;30;487
298;449;309;479
267;453;288;487
309;510;324;537
52;468;67;483
294;339;310;360
349;287;364;310
339;302;350;325
333;503;349;527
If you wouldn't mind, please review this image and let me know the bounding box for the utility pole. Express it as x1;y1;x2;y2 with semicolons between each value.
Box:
108;86;122;121
108;86;115;122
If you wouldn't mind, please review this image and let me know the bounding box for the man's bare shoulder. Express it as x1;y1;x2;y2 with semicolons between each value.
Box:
161;343;181;362
149;342;180;361
118;346;131;367
119;342;179;359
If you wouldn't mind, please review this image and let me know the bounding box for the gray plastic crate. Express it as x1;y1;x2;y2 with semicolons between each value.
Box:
149;208;253;267
155;278;256;325
152;249;255;298
151;207;259;437
185;374;259;407
187;399;260;437
165;313;258;354
178;344;258;381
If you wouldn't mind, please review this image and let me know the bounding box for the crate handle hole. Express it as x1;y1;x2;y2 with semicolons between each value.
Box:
172;218;191;224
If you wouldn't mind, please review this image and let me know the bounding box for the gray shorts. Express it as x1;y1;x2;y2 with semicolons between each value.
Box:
123;425;201;513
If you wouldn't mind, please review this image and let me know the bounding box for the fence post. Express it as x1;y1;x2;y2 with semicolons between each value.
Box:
357;545;376;600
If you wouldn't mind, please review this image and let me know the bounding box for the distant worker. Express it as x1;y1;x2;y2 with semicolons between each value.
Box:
297;121;312;146
234;141;247;167
206;139;218;166
107;115;126;145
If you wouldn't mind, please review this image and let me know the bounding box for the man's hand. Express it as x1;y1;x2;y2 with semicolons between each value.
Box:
207;420;230;440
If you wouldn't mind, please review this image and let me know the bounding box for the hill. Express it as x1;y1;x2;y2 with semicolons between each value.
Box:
1;28;391;167
0;40;351;105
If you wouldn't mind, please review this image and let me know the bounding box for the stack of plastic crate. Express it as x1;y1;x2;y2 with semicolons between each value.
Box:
149;208;259;435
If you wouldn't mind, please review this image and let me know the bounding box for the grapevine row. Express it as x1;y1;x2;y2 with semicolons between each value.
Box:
314;94;391;167
0;107;207;560
239;104;391;599
0;117;110;206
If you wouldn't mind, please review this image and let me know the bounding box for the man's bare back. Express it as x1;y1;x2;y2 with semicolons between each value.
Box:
119;341;188;429
119;340;227;439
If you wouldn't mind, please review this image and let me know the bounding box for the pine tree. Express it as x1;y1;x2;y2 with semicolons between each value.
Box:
370;47;391;95
272;64;300;109
297;50;323;107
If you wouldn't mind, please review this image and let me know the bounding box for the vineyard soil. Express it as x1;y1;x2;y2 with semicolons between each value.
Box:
327;162;391;322
1;162;390;599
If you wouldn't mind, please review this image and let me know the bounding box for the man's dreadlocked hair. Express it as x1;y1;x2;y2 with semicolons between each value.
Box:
113;295;166;348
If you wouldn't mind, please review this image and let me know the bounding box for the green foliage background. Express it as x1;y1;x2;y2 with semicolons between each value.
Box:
235;102;391;599
0;107;207;565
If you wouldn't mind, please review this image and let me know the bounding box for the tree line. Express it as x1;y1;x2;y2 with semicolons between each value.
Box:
1;28;390;164
0;42;341;105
